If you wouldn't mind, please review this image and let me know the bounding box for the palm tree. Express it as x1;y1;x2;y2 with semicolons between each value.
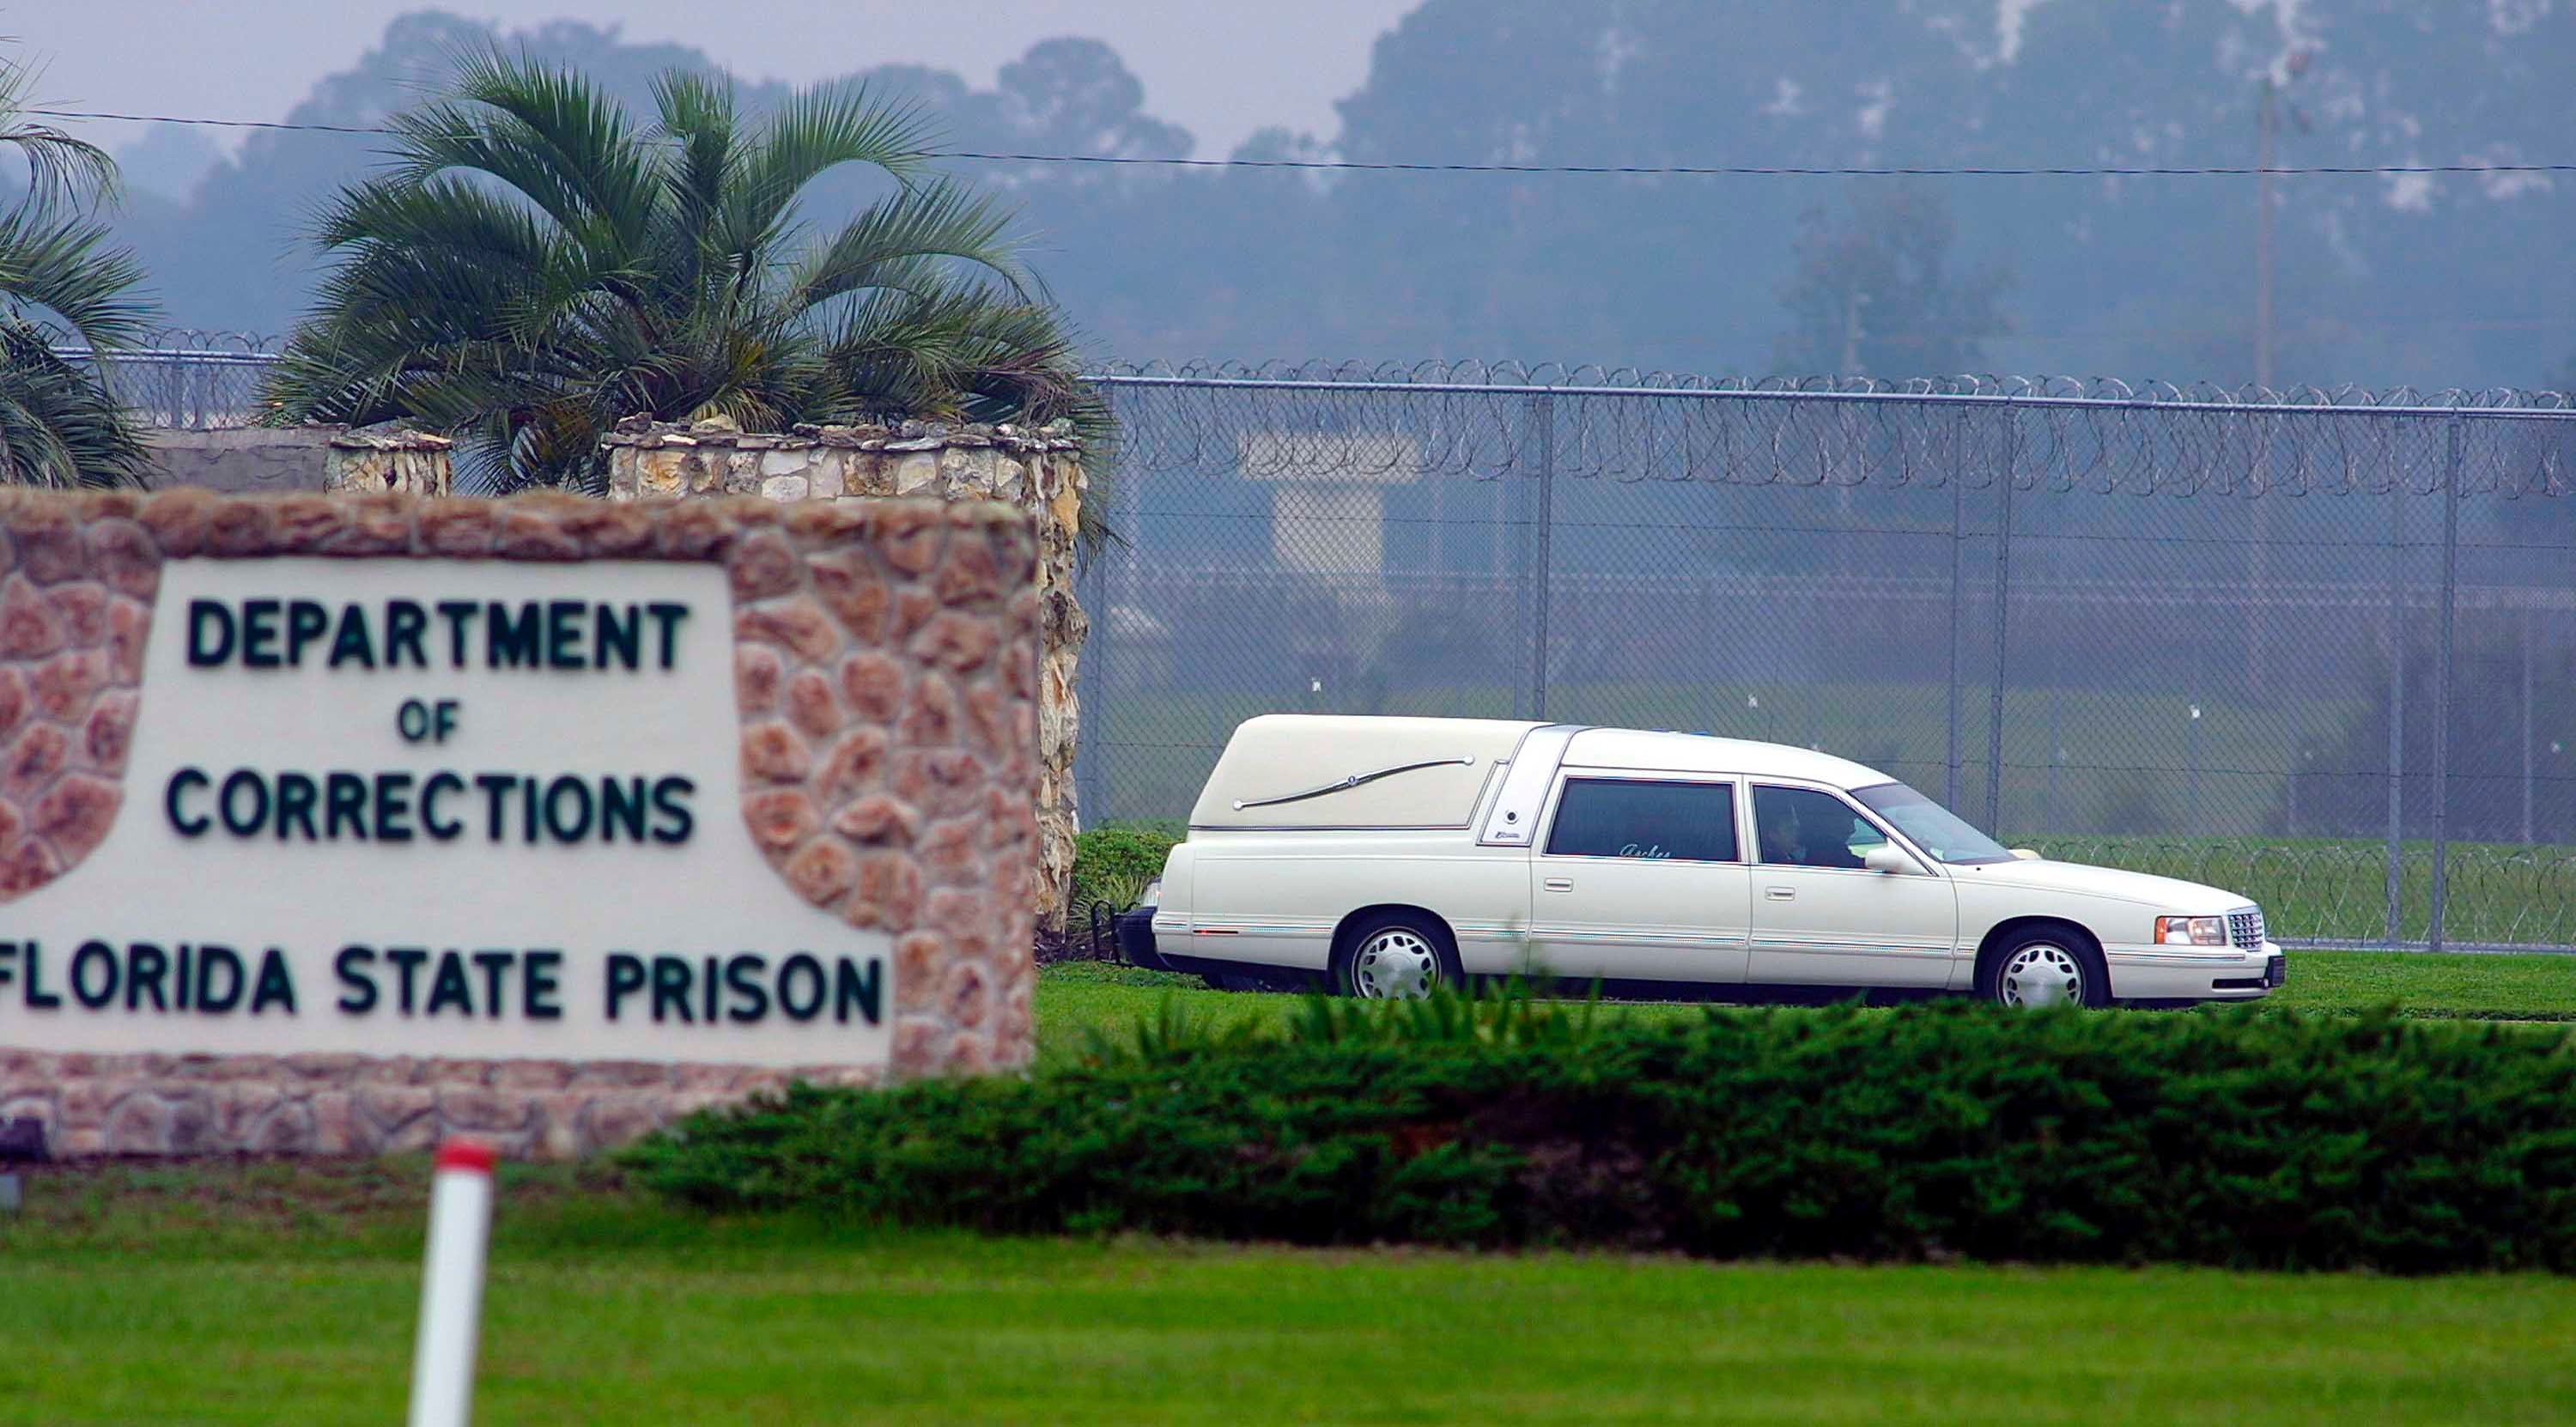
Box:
0;53;153;487
261;53;1105;503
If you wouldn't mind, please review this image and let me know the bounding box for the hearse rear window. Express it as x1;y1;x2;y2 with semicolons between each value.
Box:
1545;779;1739;863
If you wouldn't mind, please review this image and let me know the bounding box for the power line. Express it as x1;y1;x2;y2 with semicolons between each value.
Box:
31;107;2576;180
38;109;402;137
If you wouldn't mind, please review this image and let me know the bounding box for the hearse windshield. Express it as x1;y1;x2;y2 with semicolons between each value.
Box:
1850;783;2014;865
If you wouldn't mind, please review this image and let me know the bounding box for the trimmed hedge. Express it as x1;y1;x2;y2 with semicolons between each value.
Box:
625;1000;2576;1272
1070;822;1182;911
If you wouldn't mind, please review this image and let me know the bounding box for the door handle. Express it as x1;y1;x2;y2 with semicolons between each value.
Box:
1765;887;1796;901
1543;877;1574;892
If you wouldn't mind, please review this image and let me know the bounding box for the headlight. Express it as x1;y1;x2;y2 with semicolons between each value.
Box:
2154;914;2228;946
1140;878;1162;909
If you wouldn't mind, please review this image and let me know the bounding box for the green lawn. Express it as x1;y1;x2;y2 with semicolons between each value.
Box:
1036;961;1706;1067
11;956;2575;1423
2276;948;2576;1019
1036;948;2576;1069
7;1160;2576;1425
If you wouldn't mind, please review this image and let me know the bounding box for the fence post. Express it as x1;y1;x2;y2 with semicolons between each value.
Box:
2044;680;2061;835
2523;604;2536;847
1945;467;1966;811
2427;417;2462;953
2385;477;2406;948
1075;434;1113;826
1527;393;1555;722
1984;407;2018;835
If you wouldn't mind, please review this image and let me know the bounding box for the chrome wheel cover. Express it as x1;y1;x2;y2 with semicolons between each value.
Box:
1351;928;1441;999
1997;943;2085;1008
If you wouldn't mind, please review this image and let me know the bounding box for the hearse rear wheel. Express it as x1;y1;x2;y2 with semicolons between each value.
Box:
1980;926;2110;1010
1335;914;1462;1000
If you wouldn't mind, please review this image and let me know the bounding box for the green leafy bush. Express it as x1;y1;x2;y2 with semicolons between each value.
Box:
1071;822;1182;911
624;1000;2576;1272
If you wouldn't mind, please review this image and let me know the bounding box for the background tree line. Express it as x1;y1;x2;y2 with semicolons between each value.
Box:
93;2;2576;391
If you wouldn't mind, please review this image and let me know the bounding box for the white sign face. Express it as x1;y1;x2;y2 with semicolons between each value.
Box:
0;558;890;1070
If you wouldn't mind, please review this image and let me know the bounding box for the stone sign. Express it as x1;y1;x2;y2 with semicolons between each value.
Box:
600;418;1086;932
0;489;1039;1157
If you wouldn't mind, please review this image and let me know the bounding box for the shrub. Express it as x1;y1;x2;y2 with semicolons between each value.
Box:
623;1000;2576;1272
1071;822;1182;911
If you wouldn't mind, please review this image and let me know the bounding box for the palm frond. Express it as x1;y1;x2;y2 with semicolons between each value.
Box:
264;58;1104;531
718;82;936;264
814;279;1110;550
650;69;739;298
0;55;117;205
0;53;155;490
385;51;659;257
784;176;1036;315
0;204;151;350
0;323;149;487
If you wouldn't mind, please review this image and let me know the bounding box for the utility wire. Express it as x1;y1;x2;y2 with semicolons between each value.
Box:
31;107;2576;179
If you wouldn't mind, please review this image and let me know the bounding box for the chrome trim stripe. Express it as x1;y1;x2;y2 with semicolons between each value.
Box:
1530;927;1753;945
1188;822;1478;833
1753;944;1958;959
1515;930;1957;955
2106;950;2256;964
1759;932;1953;949
1232;756;1479;811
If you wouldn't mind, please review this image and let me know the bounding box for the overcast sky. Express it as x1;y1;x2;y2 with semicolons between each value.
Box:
11;1;1417;157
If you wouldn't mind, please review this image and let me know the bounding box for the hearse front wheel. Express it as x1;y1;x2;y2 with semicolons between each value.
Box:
1335;914;1462;1000
1980;926;2111;1009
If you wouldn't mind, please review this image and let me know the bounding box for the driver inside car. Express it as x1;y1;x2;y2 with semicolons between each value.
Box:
1761;796;1868;870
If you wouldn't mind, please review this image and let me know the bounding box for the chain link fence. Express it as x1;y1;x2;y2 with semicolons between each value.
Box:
58;333;283;429
1081;366;2576;952
55;341;2576;949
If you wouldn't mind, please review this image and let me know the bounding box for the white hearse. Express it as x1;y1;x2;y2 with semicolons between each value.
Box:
1124;716;2284;1006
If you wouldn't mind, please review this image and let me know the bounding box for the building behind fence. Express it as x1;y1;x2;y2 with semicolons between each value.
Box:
61;341;2576;950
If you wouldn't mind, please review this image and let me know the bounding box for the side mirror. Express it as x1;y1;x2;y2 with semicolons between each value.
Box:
1862;844;1917;876
2009;847;2043;861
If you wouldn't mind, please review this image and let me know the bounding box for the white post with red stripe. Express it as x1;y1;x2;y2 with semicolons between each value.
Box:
407;1139;497;1427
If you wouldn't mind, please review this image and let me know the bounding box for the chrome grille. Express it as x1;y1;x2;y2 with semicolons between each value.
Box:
2228;908;2265;950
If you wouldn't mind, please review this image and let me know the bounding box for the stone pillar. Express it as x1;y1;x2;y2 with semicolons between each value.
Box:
325;428;454;495
600;418;1086;932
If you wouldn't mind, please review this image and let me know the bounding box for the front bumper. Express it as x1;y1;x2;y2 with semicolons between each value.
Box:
2105;940;2284;1001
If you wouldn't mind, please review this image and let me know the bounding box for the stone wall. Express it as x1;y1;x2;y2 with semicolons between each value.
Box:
143;428;337;493
324;427;454;496
142;426;456;496
0;489;1039;1158
603;418;1085;932
0;1049;864;1159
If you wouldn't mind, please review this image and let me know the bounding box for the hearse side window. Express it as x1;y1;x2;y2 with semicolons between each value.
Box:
1544;779;1739;863
1753;785;1888;870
